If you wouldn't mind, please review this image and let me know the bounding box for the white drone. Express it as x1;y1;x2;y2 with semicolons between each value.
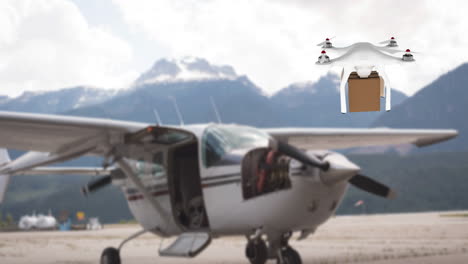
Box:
316;37;416;113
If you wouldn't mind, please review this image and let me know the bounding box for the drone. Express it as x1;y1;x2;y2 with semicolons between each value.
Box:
315;37;416;113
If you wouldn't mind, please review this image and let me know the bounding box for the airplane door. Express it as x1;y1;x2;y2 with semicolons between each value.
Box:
121;126;208;234
168;141;210;231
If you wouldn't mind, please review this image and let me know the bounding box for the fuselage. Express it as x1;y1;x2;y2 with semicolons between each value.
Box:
113;123;350;238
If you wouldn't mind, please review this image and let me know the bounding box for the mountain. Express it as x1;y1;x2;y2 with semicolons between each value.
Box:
67;76;282;126
134;57;237;85
66;59;407;128
271;74;408;127
372;63;468;151
0;58;408;128
0;86;116;114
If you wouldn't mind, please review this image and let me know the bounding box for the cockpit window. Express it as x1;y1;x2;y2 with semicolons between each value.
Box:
202;125;270;167
153;130;191;144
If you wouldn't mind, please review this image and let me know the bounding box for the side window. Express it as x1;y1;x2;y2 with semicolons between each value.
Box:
131;153;167;184
136;158;145;178
202;131;225;167
152;152;166;180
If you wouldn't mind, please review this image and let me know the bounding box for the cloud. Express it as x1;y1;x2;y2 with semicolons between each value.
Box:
0;0;138;97
112;0;468;95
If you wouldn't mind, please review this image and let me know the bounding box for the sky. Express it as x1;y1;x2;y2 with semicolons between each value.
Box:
1;0;467;97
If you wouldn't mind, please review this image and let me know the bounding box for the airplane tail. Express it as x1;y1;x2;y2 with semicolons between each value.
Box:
0;149;11;203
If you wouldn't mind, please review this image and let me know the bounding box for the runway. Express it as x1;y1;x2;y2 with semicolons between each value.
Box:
1;211;468;264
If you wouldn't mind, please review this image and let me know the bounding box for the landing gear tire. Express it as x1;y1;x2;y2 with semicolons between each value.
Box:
100;247;121;264
245;239;268;264
277;246;302;264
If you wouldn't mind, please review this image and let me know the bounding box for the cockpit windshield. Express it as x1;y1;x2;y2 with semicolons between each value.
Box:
202;124;271;167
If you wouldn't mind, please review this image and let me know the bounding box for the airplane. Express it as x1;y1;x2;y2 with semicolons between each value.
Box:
18;211;57;230
0;110;457;264
316;37;416;113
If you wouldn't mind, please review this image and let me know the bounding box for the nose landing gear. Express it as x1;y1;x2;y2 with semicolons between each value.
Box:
245;238;268;264
277;246;302;264
274;232;302;264
245;231;302;264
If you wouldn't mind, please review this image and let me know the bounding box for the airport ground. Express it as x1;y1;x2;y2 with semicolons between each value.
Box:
1;211;468;264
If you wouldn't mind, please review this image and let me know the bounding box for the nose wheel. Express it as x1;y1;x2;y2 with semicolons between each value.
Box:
277;246;301;264
245;238;268;264
271;232;302;264
245;230;302;264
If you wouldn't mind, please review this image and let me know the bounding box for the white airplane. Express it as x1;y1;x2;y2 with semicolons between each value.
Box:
18;213;38;230
316;37;416;113
0;111;457;264
18;211;57;230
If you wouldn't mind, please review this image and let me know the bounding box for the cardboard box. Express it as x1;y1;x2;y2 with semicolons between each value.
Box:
348;71;383;112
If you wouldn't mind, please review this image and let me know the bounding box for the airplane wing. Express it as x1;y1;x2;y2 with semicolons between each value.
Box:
12;167;111;176
0;111;194;220
262;127;458;150
0;111;147;154
0;111;192;175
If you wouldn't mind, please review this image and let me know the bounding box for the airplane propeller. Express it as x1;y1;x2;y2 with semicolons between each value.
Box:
272;140;396;199
349;174;397;199
275;141;330;171
81;175;112;196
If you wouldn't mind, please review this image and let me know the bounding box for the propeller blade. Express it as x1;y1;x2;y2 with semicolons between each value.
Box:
316;36;335;47
81;175;112;196
275;141;330;171
349;174;396;199
377;47;404;54
378;39;391;44
379;47;421;54
316;41;326;47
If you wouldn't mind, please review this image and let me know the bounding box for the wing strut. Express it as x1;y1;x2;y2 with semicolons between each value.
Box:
116;157;172;225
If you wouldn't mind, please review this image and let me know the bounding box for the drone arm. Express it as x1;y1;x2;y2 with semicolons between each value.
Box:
385;78;391;111
379;67;392;111
340;67;353;113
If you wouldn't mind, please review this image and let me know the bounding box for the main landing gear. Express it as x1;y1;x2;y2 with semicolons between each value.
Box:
101;247;121;264
100;229;148;264
246;231;302;264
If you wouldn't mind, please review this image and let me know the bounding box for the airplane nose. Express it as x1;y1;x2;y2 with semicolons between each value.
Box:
319;153;360;186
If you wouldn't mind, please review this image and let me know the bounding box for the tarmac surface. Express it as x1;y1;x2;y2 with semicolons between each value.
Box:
1;211;468;263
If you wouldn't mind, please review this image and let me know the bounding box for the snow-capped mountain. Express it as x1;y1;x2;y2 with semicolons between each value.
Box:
134;57;238;85
0;86;117;114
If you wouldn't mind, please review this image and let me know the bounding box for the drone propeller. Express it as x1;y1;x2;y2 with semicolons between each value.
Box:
378;36;396;45
316;36;336;47
379;47;420;54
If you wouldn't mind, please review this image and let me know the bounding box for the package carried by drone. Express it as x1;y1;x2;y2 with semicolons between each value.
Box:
347;71;384;112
